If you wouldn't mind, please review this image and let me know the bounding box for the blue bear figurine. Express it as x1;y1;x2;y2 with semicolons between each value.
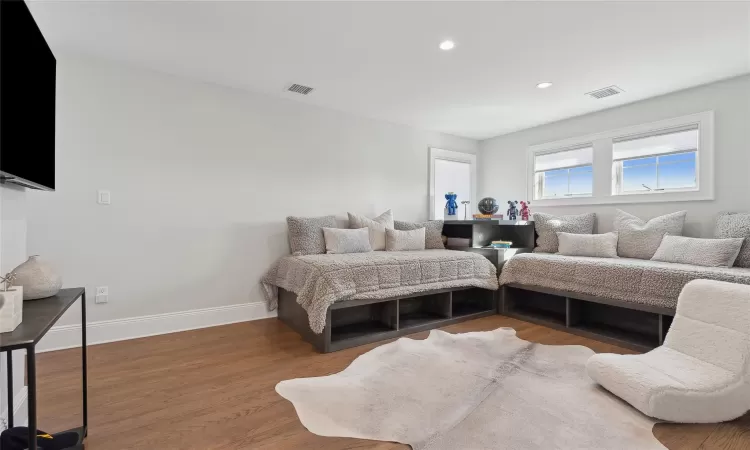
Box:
445;193;458;216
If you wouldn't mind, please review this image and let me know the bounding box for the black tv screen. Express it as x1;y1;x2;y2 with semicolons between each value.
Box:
0;0;56;191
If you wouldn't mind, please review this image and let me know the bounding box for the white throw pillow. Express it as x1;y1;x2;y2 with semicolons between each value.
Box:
385;228;426;251
556;232;619;258
614;209;686;259
348;209;394;251
651;235;744;267
322;227;373;254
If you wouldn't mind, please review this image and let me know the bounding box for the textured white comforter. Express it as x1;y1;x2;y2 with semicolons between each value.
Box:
500;253;750;310
262;250;498;333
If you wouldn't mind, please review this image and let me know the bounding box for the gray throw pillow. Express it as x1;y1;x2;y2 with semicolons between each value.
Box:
394;220;444;249
348;209;394;251
533;212;596;253
322;227;373;254
556;232;618;258
651;235;744;268
385;228;426;251
715;212;750;268
287;215;338;256
614;210;686;260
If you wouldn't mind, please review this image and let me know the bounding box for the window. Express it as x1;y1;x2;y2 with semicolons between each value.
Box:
533;146;593;199
527;111;713;206
613;126;698;195
429;148;476;220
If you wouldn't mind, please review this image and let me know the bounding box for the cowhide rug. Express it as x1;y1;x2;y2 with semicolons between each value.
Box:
276;328;666;449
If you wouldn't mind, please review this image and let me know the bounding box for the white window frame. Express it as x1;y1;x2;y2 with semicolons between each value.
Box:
533;144;594;199
428;148;477;220
527;111;714;207
612;125;699;196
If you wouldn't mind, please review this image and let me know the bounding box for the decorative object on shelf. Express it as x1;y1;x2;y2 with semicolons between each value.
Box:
477;197;499;215
519;201;531;221
490;240;513;249
444;192;458;220
0;272;23;332
1;271;17;291
12;255;63;300
472;214;504;220
507;200;519;220
461;201;471;220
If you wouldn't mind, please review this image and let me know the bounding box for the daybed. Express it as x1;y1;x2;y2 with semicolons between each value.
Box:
501;253;750;311
499;253;750;350
263;249;498;352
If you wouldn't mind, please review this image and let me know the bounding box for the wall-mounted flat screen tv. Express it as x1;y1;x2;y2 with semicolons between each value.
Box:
0;0;56;191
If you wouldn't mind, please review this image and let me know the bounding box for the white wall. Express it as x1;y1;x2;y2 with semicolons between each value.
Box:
479;75;750;237
25;55;477;330
0;184;28;429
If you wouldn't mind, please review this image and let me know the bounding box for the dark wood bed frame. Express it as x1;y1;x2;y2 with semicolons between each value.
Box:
278;283;676;353
500;283;676;352
277;219;675;353
278;286;497;353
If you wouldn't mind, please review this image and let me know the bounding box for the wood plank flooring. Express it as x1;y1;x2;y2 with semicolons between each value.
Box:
35;315;750;449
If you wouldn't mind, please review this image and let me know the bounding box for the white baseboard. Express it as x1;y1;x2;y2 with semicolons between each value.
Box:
37;302;275;353
0;386;28;431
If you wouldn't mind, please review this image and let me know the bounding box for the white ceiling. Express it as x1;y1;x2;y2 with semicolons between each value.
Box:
28;1;750;140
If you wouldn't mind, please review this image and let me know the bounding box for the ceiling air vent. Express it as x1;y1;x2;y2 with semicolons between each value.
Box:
287;83;314;95
586;85;624;99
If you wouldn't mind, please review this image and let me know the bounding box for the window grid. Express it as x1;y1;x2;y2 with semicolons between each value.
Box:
536;165;593;199
614;151;698;195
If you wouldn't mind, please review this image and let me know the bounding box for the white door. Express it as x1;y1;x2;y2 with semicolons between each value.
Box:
429;148;477;220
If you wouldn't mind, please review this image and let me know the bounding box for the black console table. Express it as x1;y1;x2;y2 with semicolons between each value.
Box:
443;220;535;270
1;288;87;450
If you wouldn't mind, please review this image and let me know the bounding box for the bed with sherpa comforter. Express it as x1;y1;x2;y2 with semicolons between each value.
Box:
500;253;750;311
262;249;498;335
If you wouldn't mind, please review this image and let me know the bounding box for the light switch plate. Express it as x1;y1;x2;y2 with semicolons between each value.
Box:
98;190;111;205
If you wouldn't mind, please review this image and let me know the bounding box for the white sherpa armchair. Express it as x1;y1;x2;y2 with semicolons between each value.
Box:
587;279;750;423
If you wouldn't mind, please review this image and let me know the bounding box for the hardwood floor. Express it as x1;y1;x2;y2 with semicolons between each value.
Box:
35;315;750;449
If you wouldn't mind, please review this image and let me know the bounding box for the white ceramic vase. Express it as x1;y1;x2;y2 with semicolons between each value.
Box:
13;256;63;300
0;286;23;332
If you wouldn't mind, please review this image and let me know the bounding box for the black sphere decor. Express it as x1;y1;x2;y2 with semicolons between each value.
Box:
477;197;499;215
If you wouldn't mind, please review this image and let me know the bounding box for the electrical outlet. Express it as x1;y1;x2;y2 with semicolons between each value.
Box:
95;286;109;304
98;190;111;205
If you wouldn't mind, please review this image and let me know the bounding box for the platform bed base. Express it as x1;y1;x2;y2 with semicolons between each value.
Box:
278;287;497;353
500;283;676;352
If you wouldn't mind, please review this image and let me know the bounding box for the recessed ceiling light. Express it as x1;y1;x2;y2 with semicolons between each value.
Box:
536;82;553;89
439;40;455;51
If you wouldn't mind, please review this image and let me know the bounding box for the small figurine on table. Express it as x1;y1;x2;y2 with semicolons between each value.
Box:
507;200;519;220
445;192;458;219
519;201;531;221
461;200;471;220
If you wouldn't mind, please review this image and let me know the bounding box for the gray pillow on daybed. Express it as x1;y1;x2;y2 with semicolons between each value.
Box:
287;215;338;256
651;235;744;268
533;212;596;253
323;227;373;254
715;212;750;268
348;209;394;251
556;232;618;258
394;220;444;249
614;209;686;260
386;228;426;251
